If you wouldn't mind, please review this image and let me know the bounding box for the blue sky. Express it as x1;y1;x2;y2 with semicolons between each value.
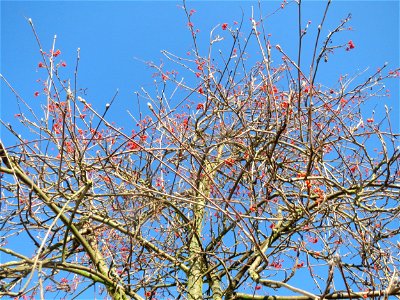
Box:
1;1;399;299
1;1;399;137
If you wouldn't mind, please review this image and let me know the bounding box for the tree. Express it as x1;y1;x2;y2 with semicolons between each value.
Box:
1;1;399;299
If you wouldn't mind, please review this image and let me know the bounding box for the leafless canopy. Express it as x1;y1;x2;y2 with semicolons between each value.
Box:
1;1;399;300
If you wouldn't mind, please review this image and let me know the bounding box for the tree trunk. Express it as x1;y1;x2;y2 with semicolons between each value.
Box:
187;146;222;300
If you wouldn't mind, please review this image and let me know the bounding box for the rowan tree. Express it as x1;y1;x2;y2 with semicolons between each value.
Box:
1;1;399;300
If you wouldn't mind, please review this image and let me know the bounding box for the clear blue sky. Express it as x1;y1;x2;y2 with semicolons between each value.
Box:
1;1;399;299
1;1;399;136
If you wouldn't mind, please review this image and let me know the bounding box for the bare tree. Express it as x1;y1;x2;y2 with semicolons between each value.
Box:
1;1;399;299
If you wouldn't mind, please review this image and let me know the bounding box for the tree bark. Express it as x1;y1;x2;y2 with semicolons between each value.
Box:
187;146;222;300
